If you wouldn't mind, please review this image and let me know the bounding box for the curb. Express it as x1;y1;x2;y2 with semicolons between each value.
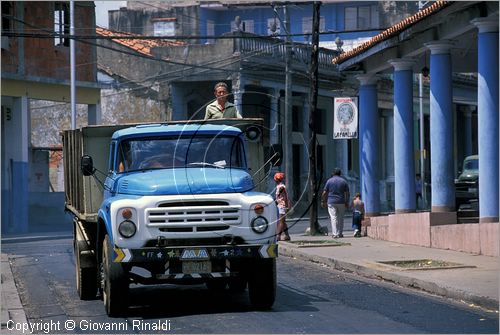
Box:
278;243;499;311
1;233;73;245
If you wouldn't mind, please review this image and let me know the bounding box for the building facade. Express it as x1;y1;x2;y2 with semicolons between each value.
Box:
1;1;100;233
332;1;498;255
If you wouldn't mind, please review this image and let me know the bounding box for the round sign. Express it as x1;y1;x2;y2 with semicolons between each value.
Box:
337;102;355;125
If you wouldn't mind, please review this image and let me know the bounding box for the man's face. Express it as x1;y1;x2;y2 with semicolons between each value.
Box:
215;86;228;104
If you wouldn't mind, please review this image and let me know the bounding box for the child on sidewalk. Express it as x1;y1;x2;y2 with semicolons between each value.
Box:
351;193;365;237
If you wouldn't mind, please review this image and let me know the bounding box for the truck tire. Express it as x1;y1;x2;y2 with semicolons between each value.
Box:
75;241;98;300
248;258;276;309
102;235;129;317
206;279;227;291
229;276;247;292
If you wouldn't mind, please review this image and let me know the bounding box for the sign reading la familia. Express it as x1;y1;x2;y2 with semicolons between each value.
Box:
333;97;358;139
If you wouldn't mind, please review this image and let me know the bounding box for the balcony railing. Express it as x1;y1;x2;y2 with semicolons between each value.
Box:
231;32;340;71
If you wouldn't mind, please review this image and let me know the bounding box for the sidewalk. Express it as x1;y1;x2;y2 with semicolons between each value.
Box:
1;253;28;333
278;227;499;311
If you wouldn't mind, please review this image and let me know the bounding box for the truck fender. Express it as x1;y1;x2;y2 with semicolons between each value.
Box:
73;219;97;268
98;207;114;244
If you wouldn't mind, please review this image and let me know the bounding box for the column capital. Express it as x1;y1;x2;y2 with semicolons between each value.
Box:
356;74;378;86
388;58;415;71
424;40;455;54
471;16;499;33
459;105;474;117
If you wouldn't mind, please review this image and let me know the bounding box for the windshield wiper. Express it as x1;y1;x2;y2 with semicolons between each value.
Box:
187;162;225;169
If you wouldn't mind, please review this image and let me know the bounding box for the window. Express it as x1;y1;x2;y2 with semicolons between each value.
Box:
242;20;254;33
344;5;379;31
54;2;69;47
207;20;215;37
358;6;370;30
153;18;176;37
345;7;357;31
302;16;326;34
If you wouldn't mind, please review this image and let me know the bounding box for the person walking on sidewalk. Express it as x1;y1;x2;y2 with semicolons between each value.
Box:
351;193;365;237
274;172;291;241
321;168;350;238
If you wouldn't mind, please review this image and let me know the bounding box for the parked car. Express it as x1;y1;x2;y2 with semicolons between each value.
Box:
455;155;479;209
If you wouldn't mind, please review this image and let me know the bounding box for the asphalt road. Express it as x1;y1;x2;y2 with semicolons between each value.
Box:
3;235;498;334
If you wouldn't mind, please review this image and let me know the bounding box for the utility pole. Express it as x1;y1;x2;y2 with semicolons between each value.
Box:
283;5;293;202
309;1;321;234
70;0;76;130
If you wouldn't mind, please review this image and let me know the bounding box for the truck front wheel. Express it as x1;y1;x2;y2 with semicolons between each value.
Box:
248;259;276;309
102;235;129;316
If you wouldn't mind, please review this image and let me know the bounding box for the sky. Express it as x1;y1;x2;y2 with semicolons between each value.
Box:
94;1;127;28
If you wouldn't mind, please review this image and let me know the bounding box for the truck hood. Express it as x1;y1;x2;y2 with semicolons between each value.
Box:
116;168;254;195
457;171;478;182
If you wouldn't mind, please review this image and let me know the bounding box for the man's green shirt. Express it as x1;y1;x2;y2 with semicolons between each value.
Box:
204;101;242;119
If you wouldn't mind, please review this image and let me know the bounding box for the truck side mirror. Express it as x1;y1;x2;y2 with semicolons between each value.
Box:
81;155;95;176
269;144;282;166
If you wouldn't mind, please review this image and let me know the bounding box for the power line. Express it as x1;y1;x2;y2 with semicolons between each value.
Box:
2;28;384;40
4;12;338;104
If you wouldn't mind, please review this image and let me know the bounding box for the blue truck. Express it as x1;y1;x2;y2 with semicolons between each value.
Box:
63;119;280;316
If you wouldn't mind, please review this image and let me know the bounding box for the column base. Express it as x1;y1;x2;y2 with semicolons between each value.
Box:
431;205;455;212
480;217;499;223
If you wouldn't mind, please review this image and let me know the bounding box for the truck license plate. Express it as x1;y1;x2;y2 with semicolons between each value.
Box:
182;261;212;274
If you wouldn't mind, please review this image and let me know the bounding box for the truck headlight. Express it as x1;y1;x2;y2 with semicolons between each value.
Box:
118;220;137;238
251;216;268;234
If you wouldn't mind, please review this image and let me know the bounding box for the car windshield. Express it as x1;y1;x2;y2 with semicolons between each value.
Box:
116;135;246;172
463;159;478;171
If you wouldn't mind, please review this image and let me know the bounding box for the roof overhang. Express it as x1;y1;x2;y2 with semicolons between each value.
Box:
337;1;498;75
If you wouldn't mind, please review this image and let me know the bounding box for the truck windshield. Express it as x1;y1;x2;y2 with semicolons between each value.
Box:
463;159;478;171
116;135;246;172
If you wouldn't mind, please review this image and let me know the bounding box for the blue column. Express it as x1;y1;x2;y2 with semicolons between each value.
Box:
389;59;416;213
4;97;30;233
472;18;499;223
425;41;455;212
357;74;380;216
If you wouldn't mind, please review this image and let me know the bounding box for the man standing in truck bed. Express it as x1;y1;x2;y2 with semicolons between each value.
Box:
205;82;242;119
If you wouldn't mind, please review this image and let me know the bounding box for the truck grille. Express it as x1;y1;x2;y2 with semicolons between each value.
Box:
146;201;241;231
